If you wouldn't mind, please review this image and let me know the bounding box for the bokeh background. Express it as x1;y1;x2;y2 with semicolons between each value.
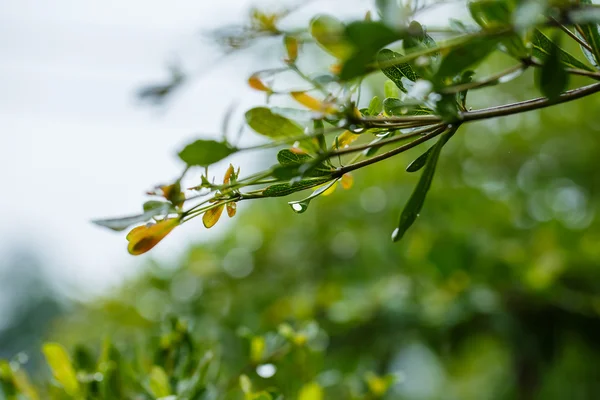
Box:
2;0;600;399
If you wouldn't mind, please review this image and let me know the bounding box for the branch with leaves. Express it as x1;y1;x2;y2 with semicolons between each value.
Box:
94;0;600;255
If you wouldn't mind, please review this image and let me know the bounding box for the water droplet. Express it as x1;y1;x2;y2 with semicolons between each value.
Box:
290;201;308;213
256;363;277;378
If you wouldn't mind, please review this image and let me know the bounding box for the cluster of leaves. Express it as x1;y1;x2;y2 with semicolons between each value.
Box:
0;317;397;400
95;0;600;255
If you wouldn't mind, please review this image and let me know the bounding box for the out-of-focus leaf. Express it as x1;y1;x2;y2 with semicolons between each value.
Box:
377;49;418;92
149;366;171;398
42;343;80;397
290;92;336;114
341;173;354;189
332;130;360;148
178;139;236;167
383;98;432;116
404;21;439;77
339;21;405;80
250;336;265;363
367;96;382;115
239;374;252;394
263;178;330;198
245;107;304;140
538;34;568;100
513;0;546;32
93;206;169;232
313;120;327;153
392;127;456;242
298;382;323;400
310;15;352;59
384;80;400;98
248;74;271;92
275;149;332;178
532;29;594;71
436;36;501;79
365;372;396;397
406;146;434;172
456;70;475;110
468;0;527;58
203;205;225;229
575;1;600;69
143;200;172;213
126;218;179;255
284;35;299;62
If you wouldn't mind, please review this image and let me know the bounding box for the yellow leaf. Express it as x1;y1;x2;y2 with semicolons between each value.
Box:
320;180;338;196
161;182;184;207
126;218;179;255
224;164;235;184
203;204;224;228
290;92;337;114
227;202;237;218
332;130;360;149
284;35;299;62
298;382;323;400
248;74;270;92
341;173;353;190
42;343;80;397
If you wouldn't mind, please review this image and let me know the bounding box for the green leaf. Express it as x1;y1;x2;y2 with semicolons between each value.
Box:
310;15;352;59
384;80;399;98
436;36;501;79
575;1;600;69
245;107;304;140
383;98;432;116
468;0;527;58
178;139;236;167
313;120;327;153
456;70;475;110
288;180;338;213
538;34;569;100
406;146;433;172
92;206;169;232
532;29;594;71
277;149;312;165
377;49;418;92
274;150;332;178
403;21;440;77
339;21;405;80
392;127;457;242
367;96;382;115
263;178;330;197
42;343;80;397
148;366;171;398
143;200;172;213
